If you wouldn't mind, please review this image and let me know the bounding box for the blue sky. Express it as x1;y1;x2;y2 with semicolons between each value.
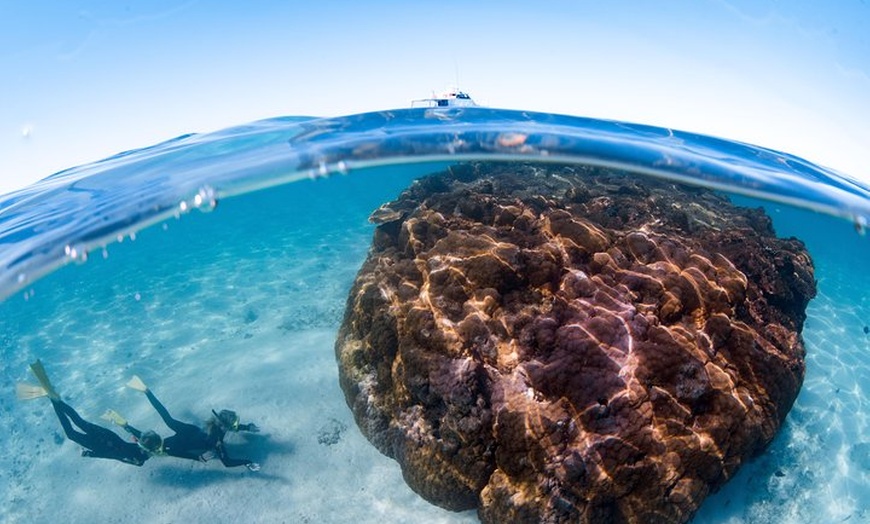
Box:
1;0;869;194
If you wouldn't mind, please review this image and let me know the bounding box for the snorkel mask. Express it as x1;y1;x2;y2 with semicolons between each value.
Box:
138;430;165;456
213;409;240;431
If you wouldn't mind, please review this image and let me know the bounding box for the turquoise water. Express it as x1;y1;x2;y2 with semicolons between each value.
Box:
1;108;869;523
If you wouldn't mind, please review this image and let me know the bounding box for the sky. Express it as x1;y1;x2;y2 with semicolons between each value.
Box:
1;0;869;196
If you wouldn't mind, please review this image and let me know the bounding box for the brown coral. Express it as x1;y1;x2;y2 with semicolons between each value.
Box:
335;163;815;523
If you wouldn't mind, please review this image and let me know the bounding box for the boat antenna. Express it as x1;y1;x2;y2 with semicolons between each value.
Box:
453;58;461;89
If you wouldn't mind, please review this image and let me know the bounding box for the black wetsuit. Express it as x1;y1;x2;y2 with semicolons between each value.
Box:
142;389;253;468
51;400;151;466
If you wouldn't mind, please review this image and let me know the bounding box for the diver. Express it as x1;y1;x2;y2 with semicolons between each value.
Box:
16;359;164;466
105;375;260;471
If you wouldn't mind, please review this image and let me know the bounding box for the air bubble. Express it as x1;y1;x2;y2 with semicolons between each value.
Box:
16;273;26;284
854;215;868;236
178;186;218;215
65;244;88;264
193;185;217;212
336;160;349;175
309;161;330;180
134;292;141;301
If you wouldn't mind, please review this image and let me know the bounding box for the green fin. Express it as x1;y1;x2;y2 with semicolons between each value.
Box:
16;383;48;401
101;409;127;426
28;360;59;400
126;375;148;392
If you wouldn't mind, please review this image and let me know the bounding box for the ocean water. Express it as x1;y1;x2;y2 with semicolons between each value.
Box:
0;107;868;523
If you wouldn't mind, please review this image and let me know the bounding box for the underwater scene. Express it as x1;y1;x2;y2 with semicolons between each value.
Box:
1;108;869;523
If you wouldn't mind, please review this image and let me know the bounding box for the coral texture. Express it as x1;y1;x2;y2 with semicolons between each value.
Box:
336;163;815;523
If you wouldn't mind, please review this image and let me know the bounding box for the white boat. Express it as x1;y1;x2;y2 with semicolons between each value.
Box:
411;87;477;108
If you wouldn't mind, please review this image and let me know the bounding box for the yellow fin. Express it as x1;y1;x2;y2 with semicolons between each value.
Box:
126;375;148;392
28;360;59;400
101;409;127;426
16;383;48;401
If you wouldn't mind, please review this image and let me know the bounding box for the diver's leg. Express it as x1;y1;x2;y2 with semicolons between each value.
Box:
53;400;127;450
58;401;109;434
51;400;91;448
145;389;200;434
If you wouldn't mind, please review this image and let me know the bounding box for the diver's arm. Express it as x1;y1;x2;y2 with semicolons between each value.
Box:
215;441;256;468
219;454;254;468
167;448;209;462
219;454;258;469
237;422;260;433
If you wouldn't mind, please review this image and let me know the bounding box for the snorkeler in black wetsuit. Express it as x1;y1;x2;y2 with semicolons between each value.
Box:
51;399;158;465
16;360;163;466
118;375;260;471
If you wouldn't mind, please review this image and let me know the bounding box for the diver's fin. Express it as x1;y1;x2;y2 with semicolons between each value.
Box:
101;409;127;426
16;383;48;401
126;375;148;392
28;359;60;400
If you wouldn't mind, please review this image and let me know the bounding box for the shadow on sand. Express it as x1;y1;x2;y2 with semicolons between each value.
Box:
147;432;295;487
